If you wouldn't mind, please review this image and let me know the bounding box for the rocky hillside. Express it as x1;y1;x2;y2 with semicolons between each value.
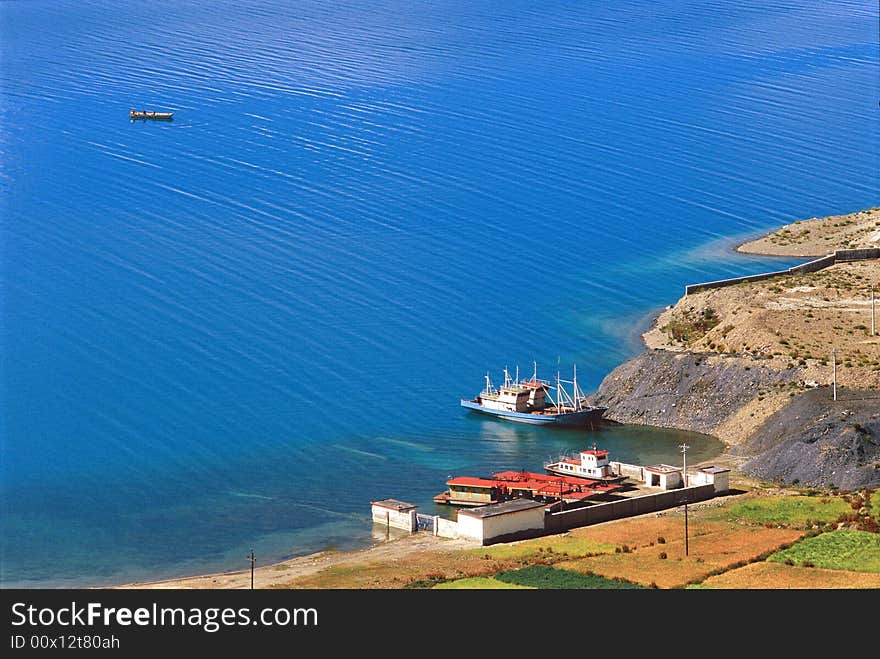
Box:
588;349;880;489
588;349;802;440
733;388;880;490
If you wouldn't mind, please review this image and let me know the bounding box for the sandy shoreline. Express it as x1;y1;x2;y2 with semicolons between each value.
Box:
116;533;477;589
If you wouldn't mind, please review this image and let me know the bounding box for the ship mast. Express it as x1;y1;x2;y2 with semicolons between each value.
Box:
573;364;580;411
556;370;561;411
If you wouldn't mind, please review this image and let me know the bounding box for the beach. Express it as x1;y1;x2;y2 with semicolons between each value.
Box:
117;533;476;590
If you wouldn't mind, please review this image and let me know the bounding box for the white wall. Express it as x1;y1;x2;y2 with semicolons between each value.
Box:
482;507;545;541
457;507;546;544
456;513;485;542
611;461;644;480
371;505;416;532
435;517;459;539
712;472;729;493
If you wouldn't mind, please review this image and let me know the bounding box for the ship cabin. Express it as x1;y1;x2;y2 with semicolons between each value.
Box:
520;379;549;410
554;447;612;479
478;383;532;413
437;477;503;506
476;369;551;413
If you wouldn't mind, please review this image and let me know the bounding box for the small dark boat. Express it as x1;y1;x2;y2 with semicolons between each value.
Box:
130;109;173;120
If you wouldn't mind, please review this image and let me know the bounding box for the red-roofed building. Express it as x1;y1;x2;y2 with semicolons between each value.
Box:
434;470;622;506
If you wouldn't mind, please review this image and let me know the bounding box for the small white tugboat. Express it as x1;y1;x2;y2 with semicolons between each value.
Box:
544;443;626;483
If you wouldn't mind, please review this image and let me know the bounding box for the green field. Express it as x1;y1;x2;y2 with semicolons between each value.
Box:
472;535;616;562
725;495;850;526
769;530;880;572
433;577;531;589
494;565;645;589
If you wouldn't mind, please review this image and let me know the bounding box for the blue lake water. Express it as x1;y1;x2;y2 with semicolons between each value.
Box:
1;0;876;586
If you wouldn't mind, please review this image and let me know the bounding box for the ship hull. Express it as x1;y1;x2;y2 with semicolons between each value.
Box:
460;399;606;427
544;464;627;483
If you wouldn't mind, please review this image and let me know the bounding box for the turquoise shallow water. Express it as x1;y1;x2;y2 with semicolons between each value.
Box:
1;0;876;586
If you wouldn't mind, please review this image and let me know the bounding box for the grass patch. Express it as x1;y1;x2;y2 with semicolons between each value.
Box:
662;307;720;344
768;531;880;572
494;565;644;589
727;495;849;526
434;577;531;589
474;535;616;561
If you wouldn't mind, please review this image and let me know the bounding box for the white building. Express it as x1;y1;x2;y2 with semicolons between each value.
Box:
688;466;730;493
644;464;683;490
371;498;418;532
456;499;547;544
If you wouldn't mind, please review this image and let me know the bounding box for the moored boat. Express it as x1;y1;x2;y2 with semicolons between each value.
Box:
544;443;626;483
130;109;174;120
460;363;607;427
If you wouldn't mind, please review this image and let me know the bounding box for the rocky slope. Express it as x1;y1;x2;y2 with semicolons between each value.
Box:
588;349;803;441
589;347;880;489
732;389;880;490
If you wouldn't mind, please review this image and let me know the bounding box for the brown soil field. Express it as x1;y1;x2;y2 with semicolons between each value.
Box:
700;560;880;589
737;208;880;257
555;515;803;589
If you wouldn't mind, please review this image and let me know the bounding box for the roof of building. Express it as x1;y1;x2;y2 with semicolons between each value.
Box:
699;466;730;474
645;464;682;474
370;498;417;511
457;498;548;519
447;477;498;488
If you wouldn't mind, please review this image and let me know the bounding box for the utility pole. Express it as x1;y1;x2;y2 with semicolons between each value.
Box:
832;348;837;401
680;443;689;488
871;286;875;336
680;443;690;557
247;549;255;590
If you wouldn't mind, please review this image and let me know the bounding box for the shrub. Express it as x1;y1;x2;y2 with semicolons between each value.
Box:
659;552;667;560
657;536;666;544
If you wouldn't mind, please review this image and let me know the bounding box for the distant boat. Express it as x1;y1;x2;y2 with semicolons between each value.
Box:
460;362;607;427
130;109;173;120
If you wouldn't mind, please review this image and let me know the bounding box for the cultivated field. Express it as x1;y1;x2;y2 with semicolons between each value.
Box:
699;561;880;589
554;516;803;589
